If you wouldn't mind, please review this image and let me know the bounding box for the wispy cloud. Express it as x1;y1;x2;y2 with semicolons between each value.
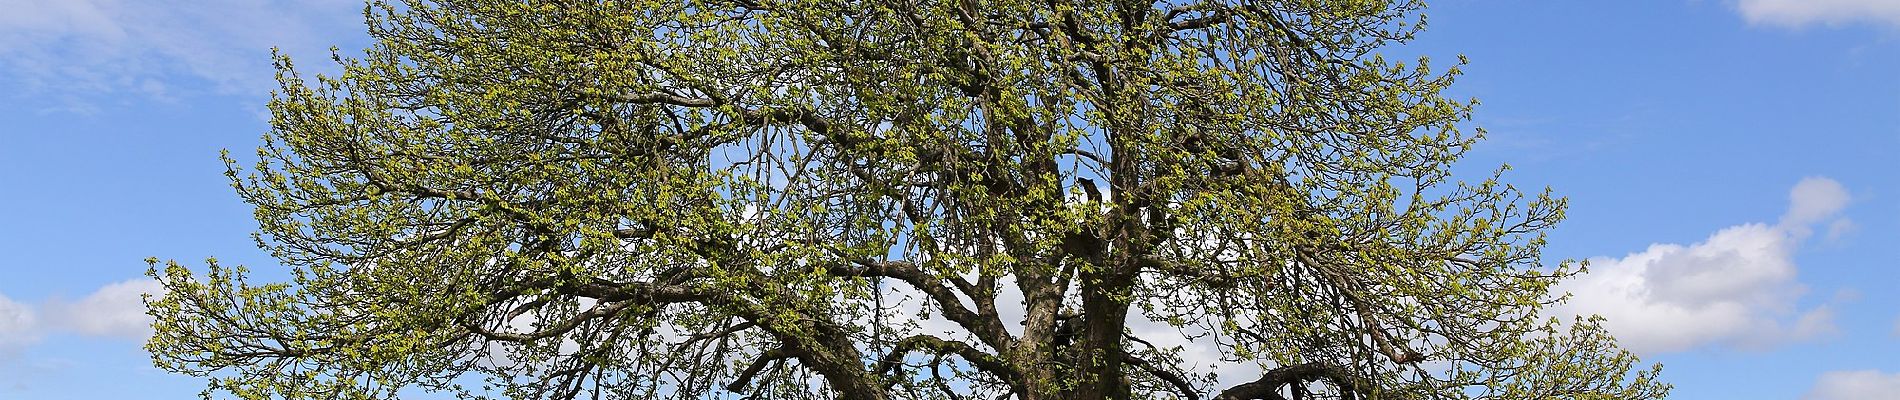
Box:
1804;370;1900;400
1556;177;1851;354
0;0;362;111
1736;0;1900;28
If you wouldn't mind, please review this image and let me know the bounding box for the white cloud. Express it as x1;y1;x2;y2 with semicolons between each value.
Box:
1803;370;1900;400
0;0;362;110
44;278;164;340
1556;178;1850;354
0;278;167;358
0;293;40;355
1784;177;1852;232
1737;0;1900;28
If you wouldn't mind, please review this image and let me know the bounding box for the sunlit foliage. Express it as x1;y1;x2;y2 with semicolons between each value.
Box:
146;1;1669;399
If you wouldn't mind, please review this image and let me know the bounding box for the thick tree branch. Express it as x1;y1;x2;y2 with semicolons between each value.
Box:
1123;353;1200;400
726;346;799;393
1215;363;1368;400
830;260;1013;351
876;335;1016;382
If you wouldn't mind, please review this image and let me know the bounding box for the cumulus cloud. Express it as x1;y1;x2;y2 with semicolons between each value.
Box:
1737;0;1900;28
1556;177;1851;354
0;293;40;355
0;0;361;110
43;278;164;340
0;278;165;358
1803;370;1900;400
1783;177;1852;235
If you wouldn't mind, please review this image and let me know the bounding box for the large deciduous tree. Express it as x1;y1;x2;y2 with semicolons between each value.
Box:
146;0;1669;399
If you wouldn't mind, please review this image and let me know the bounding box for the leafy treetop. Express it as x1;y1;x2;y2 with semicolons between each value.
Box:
146;1;1668;399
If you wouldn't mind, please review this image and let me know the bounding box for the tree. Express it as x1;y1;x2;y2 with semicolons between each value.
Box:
145;0;1669;399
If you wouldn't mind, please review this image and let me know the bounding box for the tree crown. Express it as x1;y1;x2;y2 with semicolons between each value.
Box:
147;1;1669;399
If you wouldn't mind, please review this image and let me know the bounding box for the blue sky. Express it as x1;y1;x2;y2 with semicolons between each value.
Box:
0;0;1897;399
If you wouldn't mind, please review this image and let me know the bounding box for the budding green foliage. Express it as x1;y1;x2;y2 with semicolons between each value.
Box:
146;1;1668;399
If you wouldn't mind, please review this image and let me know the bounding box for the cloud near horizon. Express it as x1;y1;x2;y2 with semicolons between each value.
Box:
0;278;165;358
42;279;165;340
1737;0;1900;28
1556;177;1850;354
1804;370;1900;400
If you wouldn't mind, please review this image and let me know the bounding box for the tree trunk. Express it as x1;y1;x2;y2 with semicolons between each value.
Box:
1072;274;1135;400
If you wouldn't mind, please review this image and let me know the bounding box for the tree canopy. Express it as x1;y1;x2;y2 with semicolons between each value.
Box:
146;0;1669;399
